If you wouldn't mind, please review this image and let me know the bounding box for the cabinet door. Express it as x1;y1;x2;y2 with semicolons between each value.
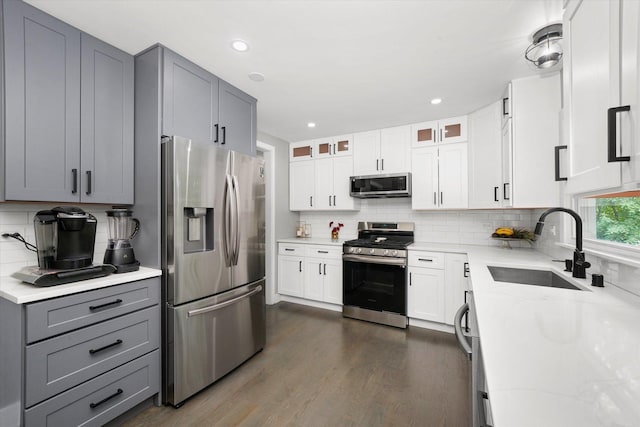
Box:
444;254;469;326
290;140;315;162
468;101;502;209
353;130;381;175
315;138;334;159
620;0;640;185
501;83;512;128
80;34;134;204
277;255;304;297
439;144;468;209
4;0;81;202
304;258;324;301
162;49;218;143
408;267;445;323
564;0;621;193
439;116;468;145
501;120;513;207
411;147;439;209
314;158;333;210
380;126;411;174
219;80;257;156
290;160;315;210
323;258;343;305
411;121;438;148
332;156;358;210
332;135;353;157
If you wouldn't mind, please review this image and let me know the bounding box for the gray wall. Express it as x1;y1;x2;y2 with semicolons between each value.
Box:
257;131;298;239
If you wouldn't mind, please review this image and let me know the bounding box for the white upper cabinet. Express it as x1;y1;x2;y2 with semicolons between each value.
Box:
316;134;353;158
380;126;411;174
468;75;561;209
290;140;315;162
290;160;315;210
353;126;410;175
564;0;640;193
468;101;504;209
314;156;358;210
412;143;468;210
411;116;468;148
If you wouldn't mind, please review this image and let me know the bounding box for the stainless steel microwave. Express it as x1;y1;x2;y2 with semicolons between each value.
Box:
350;173;412;198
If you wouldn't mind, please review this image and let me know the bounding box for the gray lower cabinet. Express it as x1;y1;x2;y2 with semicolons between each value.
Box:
144;44;257;156
0;277;161;427
1;0;134;203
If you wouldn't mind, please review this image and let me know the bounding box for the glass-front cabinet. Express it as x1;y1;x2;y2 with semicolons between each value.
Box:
411;116;468;147
316;134;353;158
290;140;315;162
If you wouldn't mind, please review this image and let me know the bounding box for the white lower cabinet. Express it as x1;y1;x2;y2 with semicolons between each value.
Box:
408;250;469;327
278;243;342;305
408;266;445;323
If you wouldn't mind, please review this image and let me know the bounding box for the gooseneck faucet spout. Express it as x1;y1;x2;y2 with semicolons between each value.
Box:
534;207;591;279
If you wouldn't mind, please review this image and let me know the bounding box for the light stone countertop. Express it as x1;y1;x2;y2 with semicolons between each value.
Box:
278;237;347;246
462;245;640;427
0;267;162;304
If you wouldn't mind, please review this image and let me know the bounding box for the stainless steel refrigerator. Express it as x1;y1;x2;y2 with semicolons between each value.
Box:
161;135;265;406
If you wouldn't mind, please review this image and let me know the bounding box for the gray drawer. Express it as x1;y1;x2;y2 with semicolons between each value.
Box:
25;349;160;427
25;277;160;343
25;305;159;407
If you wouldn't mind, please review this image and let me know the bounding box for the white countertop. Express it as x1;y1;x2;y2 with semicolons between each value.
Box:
0;267;162;304
278;237;346;246
409;241;469;253
464;246;640;427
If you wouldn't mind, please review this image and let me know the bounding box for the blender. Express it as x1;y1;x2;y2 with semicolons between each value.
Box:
104;207;140;273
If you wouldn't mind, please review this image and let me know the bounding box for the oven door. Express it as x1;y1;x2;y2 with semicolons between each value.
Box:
342;254;406;314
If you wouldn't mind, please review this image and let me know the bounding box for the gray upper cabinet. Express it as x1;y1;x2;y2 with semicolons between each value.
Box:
162;49;219;144
219;80;257;156
160;46;257;156
1;0;134;203
4;0;81;202
81;34;134;204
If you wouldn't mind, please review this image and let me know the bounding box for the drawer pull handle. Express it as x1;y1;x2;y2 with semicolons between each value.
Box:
89;339;123;355
90;388;123;409
89;299;123;311
284;248;295;251
318;250;329;254
418;258;433;262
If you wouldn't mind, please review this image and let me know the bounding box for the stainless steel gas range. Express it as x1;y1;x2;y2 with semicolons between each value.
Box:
342;222;414;328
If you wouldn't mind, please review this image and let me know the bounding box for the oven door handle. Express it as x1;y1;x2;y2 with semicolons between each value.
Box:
343;254;407;267
454;303;472;360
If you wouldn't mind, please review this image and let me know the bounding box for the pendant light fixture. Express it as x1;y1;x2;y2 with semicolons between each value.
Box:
525;23;563;70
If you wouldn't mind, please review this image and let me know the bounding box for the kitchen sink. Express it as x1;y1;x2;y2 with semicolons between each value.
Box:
487;266;583;291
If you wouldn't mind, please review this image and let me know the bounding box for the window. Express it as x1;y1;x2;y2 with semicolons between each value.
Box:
577;191;640;247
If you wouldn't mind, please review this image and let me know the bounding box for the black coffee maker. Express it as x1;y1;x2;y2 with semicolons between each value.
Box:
34;206;97;269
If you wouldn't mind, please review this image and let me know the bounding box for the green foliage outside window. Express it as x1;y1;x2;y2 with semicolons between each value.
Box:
595;197;640;245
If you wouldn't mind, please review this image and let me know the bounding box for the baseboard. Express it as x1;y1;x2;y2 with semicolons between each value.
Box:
278;295;342;312
409;318;454;334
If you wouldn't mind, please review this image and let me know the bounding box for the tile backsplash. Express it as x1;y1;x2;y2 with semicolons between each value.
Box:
0;203;112;277
300;198;536;247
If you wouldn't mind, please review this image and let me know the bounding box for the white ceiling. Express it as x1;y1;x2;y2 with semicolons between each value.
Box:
25;0;563;143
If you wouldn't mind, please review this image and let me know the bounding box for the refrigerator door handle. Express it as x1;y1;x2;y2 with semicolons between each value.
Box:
223;174;234;266
231;175;241;265
187;285;263;317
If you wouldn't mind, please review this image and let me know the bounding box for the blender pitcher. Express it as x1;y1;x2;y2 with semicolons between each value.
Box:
104;207;140;273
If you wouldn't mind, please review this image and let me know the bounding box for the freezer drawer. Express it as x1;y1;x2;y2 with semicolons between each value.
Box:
165;279;265;406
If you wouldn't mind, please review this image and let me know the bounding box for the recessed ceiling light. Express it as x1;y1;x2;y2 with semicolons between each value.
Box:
248;72;265;82
431;98;442;105
231;39;249;52
307;122;316;128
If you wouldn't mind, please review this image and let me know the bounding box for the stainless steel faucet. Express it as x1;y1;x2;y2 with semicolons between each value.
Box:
534;207;591;279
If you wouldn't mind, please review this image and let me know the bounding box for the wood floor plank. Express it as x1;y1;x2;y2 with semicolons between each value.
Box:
121;302;471;427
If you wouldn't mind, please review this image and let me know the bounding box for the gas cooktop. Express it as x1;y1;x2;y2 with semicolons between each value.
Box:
343;222;414;257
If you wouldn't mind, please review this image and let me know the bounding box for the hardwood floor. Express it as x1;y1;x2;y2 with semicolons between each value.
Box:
122;302;471;427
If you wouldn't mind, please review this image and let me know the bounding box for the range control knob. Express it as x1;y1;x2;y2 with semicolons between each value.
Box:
369;248;376;255
349;247;356;253
383;249;389;256
356;248;362;254
391;250;398;257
